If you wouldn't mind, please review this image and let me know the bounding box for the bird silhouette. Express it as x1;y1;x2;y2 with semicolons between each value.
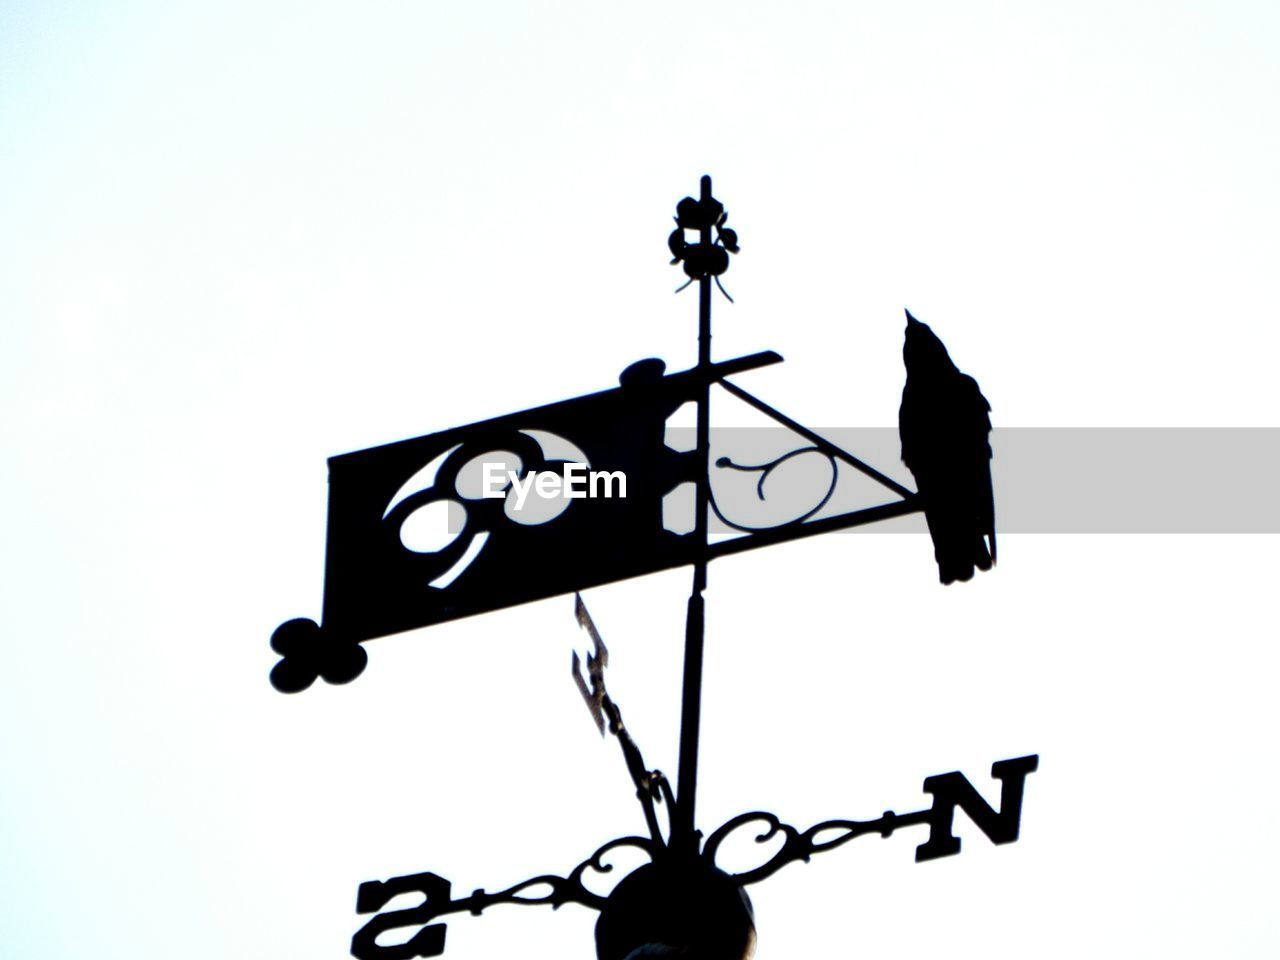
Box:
898;310;995;584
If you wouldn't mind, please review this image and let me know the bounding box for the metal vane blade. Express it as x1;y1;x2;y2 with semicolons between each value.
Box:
574;592;608;666
571;650;605;736
572;593;608;735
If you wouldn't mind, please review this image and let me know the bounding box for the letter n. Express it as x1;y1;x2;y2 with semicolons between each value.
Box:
351;871;450;959
915;754;1039;862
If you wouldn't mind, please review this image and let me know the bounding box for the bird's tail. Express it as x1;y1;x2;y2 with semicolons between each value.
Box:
975;540;993;573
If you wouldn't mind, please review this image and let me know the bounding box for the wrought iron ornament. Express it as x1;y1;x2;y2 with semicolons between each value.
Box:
351;596;1037;959
351;745;1038;960
270;175;1029;959
269;349;787;693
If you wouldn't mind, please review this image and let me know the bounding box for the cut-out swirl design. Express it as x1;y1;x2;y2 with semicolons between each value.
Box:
383;430;589;585
396;834;652;920
708;445;839;532
703;809;914;886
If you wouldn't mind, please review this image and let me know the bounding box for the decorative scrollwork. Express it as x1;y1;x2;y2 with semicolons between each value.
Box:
352;835;660;958
703;808;921;887
561;835;658;907
668;176;738;300
708;446;839;532
458;834;657;914
398;834;654;921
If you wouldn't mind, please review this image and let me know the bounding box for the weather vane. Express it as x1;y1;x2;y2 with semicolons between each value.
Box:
271;175;1034;960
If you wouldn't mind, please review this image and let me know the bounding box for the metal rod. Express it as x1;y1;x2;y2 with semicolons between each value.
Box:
674;174;715;854
600;696;667;850
717;377;917;499
706;496;922;560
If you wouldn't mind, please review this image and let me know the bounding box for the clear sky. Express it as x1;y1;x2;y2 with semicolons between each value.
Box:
2;2;1278;957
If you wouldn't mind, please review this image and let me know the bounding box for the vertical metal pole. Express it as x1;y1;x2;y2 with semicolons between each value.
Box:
674;174;715;854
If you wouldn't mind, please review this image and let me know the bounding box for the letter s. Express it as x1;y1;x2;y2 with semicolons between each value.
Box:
351;871;450;960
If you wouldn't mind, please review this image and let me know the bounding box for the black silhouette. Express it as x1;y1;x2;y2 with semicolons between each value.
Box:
348;598;1036;959
572;594;676;850
270;176;1032;959
899;311;996;584
269;350;781;693
348;758;1043;960
594;858;756;960
572;594;755;960
268;341;931;692
347;596;1037;959
668;186;739;300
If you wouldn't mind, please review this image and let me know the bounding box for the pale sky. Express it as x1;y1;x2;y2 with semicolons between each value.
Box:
2;2;1278;958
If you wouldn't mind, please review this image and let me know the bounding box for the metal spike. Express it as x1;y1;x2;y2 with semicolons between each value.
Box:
572;593;608;735
571;649;605;736
574;592;608;668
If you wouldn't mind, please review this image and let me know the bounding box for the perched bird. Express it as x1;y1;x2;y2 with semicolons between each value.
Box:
898;310;995;584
